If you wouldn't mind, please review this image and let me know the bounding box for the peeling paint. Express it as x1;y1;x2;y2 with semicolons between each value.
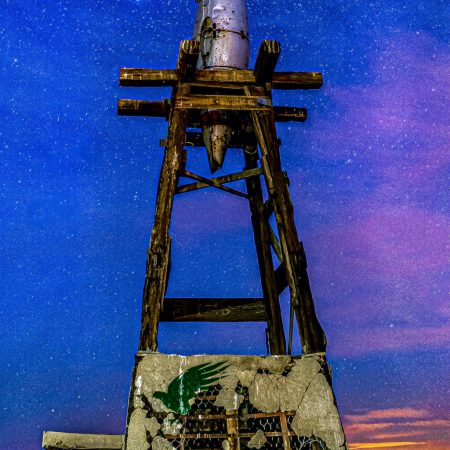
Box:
151;436;174;450
145;417;160;438
248;429;267;449
215;387;244;410
124;353;346;450
248;373;280;412
127;408;150;450
136;375;142;396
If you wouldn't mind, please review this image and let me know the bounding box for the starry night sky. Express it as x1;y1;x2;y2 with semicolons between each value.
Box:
1;0;449;449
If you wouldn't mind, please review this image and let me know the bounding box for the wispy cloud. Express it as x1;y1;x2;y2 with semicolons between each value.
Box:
344;407;450;449
374;432;424;440
290;32;450;357
345;408;431;423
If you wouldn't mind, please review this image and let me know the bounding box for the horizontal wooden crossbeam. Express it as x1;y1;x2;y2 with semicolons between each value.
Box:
120;68;323;90
118;99;306;122
160;298;266;322
176;167;262;194
179;170;248;198
175;94;271;111
117;99;170;117
274;106;307;122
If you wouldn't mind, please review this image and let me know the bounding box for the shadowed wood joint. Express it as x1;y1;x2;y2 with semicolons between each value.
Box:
176;40;200;80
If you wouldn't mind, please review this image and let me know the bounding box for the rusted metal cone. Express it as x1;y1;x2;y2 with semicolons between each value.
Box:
202;123;232;172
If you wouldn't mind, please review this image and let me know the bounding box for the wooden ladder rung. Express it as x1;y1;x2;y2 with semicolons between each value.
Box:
161;298;266;322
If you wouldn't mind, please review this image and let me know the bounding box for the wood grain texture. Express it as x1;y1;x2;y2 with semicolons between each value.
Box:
179;170;249;198
254;40;281;84
138;107;188;351
174;94;272;111
245;87;327;355
244;149;286;354
176;167;262;194
118;100;306;123
176;40;200;81
120;68;323;90
160;298;266;322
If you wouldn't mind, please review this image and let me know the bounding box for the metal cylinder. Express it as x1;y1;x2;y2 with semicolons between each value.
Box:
194;0;249;70
193;0;250;172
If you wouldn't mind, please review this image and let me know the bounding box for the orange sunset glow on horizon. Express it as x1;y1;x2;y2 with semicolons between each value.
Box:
344;407;450;450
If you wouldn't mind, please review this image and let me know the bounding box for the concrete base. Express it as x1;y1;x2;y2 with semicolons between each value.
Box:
42;432;123;449
124;353;347;450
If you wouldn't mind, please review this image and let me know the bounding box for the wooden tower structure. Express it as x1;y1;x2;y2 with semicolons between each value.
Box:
118;39;327;357
42;39;348;450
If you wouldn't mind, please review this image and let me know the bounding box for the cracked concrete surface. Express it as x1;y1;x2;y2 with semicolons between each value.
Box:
124;353;346;450
151;436;174;450
146;417;160;438
215;387;244;410
248;430;267;449
126;407;149;450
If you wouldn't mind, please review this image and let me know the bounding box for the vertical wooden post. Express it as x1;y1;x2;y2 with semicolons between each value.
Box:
138;40;198;351
226;411;239;450
139;106;188;351
248;106;327;354
244;148;286;355
279;412;292;450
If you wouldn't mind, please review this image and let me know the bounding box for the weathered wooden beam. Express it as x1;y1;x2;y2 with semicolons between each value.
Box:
117;99;170;118
120;68;178;86
175;94;271;111
245;86;327;355
272;72;323;90
42;432;123;450
176;40;200;81
180;170;248;198
279;411;293;450
176;167;262;194
273;106;307;122
160;298;266;322
268;224;283;262
244;148;286;355
139;107;188;352
118;101;306;123
254;40;281;84
119;68;323;90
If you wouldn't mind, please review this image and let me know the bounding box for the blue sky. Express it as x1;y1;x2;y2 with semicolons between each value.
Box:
1;0;449;448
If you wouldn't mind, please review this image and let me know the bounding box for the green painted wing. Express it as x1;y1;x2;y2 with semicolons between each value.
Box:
167;361;230;401
153;361;229;414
